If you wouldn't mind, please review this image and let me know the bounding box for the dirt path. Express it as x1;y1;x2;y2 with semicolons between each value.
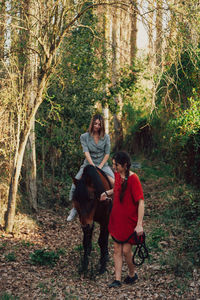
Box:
0;176;199;299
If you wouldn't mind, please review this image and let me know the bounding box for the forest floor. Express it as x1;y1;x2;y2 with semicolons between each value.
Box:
0;160;200;300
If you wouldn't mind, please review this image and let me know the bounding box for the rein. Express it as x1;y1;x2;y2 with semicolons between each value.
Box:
132;232;149;266
112;231;149;266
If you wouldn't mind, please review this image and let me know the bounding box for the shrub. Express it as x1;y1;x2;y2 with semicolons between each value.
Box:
5;252;16;262
29;249;59;266
166;91;200;184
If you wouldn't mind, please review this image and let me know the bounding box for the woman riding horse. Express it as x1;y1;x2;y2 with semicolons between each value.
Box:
67;114;114;221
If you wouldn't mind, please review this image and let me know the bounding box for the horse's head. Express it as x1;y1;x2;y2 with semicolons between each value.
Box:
72;165;105;225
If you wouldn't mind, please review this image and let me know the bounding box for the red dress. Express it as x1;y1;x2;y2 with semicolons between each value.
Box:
108;172;144;245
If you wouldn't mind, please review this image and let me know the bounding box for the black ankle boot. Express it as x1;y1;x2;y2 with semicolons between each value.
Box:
108;280;122;288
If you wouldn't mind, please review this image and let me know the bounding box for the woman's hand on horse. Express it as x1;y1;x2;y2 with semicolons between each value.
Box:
100;192;107;201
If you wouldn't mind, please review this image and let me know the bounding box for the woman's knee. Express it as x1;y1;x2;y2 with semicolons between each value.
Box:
114;243;122;256
122;244;132;257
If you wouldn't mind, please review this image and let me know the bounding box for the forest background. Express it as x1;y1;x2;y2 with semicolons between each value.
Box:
0;0;199;298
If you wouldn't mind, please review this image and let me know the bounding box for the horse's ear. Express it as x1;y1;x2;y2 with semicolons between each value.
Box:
73;178;79;186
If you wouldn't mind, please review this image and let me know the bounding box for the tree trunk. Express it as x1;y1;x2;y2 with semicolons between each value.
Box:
5;126;33;232
0;0;6;61
21;0;38;210
24;121;37;211
112;5;123;150
103;107;109;134
148;1;154;67
101;4;112;135
5;0;134;232
5;75;47;232
42;137;45;183
155;0;163;67
130;0;137;62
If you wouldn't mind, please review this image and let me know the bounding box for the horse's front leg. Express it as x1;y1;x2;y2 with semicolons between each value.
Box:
81;223;94;272
98;224;109;274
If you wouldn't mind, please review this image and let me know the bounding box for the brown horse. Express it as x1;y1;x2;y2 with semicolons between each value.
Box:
72;165;112;274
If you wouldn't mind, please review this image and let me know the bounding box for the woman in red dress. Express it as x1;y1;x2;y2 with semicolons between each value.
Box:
100;151;144;288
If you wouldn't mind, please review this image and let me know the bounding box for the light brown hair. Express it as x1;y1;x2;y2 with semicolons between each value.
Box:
88;114;105;138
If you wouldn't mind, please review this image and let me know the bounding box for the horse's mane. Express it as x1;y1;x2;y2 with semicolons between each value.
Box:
96;167;112;189
83;165;105;195
73;165;105;216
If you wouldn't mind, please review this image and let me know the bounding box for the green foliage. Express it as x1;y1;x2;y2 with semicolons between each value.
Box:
115;58;155;154
0;242;7;250
167;92;200;145
161;249;194;277
156;183;200;270
124;116;154;156
140;158;200;277
156;47;200;108
74;244;84;253
21;240;34;248
147;227;169;252
5;252;16;262
139;62;200;183
106;64;138;113
35;5;107;206
165;91;200;184
0;293;19;300
140;45;200;184
141;160;173;182
29;249;60;266
56;248;66;256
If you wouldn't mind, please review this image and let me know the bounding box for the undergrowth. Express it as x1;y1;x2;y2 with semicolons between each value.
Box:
29;249;60;266
141;158;200;281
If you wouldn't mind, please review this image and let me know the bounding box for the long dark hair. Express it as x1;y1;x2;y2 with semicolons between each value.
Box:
88;114;105;138
113;151;131;202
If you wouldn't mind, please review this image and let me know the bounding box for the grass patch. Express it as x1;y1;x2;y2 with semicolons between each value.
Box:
140;157;200;281
141;159;173;179
147;226;169;253
0;242;7;251
160;249;194;277
73;244;83;252
21;240;34;248
5;252;16;262
29;249;60;266
0;293;19;300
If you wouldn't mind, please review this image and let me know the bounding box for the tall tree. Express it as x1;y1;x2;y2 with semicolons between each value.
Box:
19;0;39;211
155;0;163;67
130;0;137;62
147;0;154;67
104;0;138;150
35;2;107;205
3;0;132;232
0;0;6;61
